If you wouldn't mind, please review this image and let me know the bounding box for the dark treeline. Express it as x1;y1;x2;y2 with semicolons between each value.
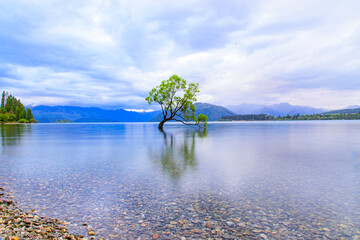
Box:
220;113;360;121
277;113;360;120
220;114;275;121
0;91;36;123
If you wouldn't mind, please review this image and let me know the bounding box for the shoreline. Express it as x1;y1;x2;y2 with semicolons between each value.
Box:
0;123;36;125
0;185;94;240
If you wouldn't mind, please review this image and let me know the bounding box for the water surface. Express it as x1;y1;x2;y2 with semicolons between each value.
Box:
1;121;359;239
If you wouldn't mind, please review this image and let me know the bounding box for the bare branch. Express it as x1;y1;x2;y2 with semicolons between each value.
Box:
174;113;188;122
173;98;188;116
172;118;200;127
167;88;179;115
160;103;165;117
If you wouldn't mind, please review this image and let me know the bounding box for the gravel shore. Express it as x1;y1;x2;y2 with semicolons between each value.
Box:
0;185;97;240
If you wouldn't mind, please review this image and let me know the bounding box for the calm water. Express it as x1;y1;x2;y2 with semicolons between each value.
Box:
0;121;359;239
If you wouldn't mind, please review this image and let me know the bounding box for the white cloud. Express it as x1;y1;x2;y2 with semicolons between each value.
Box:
125;109;155;113
0;0;359;109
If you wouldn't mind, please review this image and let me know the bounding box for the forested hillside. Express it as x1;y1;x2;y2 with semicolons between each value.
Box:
0;91;36;123
151;103;236;122
220;113;360;121
31;105;160;123
324;108;360;114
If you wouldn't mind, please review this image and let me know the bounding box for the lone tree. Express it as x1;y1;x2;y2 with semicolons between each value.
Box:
146;74;208;130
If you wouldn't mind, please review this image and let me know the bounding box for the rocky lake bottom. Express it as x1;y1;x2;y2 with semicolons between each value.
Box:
1;122;360;239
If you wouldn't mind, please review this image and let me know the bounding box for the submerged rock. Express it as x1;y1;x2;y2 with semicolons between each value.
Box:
0;187;85;239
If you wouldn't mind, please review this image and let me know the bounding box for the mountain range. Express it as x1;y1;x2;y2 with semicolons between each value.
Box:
30;103;359;123
31;103;237;123
150;103;236;122
31;105;160;123
227;103;326;116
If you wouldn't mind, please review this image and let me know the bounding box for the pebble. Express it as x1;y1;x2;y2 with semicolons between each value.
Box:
1;168;359;240
226;221;235;226
260;233;269;239
0;187;84;239
205;222;215;229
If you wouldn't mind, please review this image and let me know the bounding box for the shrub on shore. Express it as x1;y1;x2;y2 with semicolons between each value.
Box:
18;119;29;123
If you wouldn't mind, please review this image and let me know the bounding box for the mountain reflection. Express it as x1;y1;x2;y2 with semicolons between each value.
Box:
150;130;207;181
1;124;32;146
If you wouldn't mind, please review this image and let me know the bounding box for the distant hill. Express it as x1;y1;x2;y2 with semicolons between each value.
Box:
345;105;360;109
30;102;332;123
324;107;360;114
194;103;237;120
227;103;326;116
151;102;236;122
31;105;160;123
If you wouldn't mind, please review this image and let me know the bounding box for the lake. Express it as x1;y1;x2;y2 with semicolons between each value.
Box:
1;121;359;239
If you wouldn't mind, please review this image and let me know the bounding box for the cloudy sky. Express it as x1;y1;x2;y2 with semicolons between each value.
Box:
0;0;359;110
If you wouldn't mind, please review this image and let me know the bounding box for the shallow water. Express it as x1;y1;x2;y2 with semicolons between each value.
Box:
1;121;359;239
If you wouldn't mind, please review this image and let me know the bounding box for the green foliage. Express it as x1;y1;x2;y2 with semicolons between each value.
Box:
1;91;6;109
16;105;26;121
0;90;36;123
26;108;34;121
0;113;5;123
196;114;208;128
276;113;360;120
18;119;29;123
0;113;16;123
146;75;207;129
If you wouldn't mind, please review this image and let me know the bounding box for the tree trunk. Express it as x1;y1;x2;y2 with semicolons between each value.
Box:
158;119;166;130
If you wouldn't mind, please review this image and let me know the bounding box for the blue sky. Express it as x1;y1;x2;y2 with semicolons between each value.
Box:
0;0;359;110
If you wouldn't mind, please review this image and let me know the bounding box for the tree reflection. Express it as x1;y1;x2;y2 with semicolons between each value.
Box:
150;129;207;181
1;124;31;146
